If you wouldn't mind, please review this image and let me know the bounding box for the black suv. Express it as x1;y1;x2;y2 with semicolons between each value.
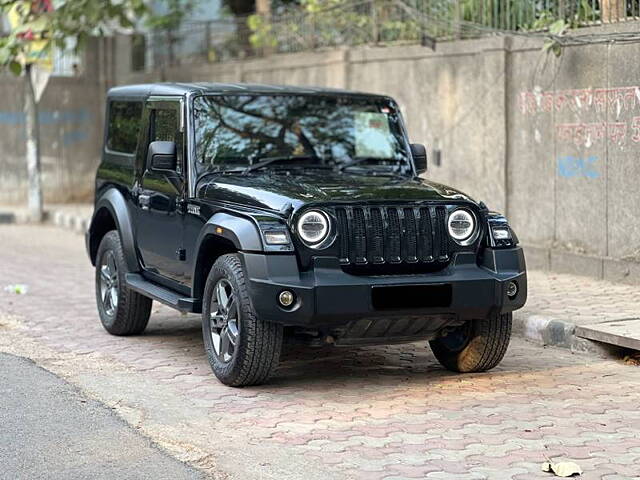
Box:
87;83;527;387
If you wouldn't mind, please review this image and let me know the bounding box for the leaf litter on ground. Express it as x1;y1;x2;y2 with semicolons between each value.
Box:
542;460;582;477
4;284;28;295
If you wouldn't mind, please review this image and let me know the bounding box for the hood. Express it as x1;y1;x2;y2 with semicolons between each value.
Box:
196;170;477;213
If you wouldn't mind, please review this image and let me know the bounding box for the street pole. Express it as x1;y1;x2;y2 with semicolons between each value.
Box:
24;63;43;222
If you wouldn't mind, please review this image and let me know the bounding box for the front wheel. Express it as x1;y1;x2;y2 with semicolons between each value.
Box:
429;313;512;373
202;254;283;387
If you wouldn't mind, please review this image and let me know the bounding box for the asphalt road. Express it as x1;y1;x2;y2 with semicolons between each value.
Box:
0;352;202;480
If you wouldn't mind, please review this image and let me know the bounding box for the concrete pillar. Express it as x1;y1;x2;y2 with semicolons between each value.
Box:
601;0;626;23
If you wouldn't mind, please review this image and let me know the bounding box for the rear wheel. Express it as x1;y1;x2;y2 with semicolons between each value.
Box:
202;254;283;387
429;313;512;373
95;231;152;335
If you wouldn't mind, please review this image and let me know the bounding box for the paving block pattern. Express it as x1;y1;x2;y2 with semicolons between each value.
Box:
520;270;640;327
1;224;640;480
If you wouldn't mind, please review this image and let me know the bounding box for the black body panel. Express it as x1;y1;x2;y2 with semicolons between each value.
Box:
240;247;526;328
196;170;475;212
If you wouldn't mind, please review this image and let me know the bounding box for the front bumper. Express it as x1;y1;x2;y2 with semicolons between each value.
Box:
242;246;527;327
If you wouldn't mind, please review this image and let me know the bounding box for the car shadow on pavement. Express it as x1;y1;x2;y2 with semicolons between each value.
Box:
136;313;592;390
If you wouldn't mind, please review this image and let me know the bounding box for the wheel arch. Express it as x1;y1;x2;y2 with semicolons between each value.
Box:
191;212;263;300
88;188;139;272
192;234;238;301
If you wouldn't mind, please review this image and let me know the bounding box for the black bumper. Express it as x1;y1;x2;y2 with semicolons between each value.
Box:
242;247;527;327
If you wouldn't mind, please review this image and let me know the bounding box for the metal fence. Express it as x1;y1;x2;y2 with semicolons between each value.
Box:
139;0;640;70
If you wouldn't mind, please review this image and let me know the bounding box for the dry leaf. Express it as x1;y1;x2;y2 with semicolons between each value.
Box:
542;461;582;477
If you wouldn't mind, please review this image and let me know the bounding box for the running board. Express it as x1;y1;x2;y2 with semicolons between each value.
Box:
125;273;201;313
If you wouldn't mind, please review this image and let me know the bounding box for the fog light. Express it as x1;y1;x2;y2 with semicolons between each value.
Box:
507;281;518;299
278;290;295;307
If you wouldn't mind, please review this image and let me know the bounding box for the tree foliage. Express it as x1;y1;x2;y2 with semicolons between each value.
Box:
146;0;199;31
0;0;147;75
247;0;605;53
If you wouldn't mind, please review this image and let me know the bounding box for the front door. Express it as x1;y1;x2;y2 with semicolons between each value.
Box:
135;97;188;288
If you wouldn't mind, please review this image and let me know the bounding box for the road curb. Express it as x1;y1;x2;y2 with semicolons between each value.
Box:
512;312;617;357
0;208;90;234
51;210;91;234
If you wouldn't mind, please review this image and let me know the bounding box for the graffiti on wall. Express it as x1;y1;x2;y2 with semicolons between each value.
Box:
518;86;640;147
557;155;600;179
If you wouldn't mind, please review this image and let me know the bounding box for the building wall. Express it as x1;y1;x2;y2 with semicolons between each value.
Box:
0;38;116;205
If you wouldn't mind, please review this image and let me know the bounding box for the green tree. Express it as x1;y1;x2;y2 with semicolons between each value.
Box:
0;0;146;221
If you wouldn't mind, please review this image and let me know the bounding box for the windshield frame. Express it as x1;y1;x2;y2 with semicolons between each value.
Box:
189;92;416;183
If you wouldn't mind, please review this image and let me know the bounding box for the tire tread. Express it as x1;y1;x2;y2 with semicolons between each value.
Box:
202;254;282;387
430;313;512;373
96;231;152;336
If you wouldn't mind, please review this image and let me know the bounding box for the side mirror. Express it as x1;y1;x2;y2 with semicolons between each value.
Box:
410;143;427;175
147;141;177;172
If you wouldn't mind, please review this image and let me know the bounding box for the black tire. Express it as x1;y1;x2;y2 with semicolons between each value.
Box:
202;254;283;387
95;230;152;336
429;313;512;373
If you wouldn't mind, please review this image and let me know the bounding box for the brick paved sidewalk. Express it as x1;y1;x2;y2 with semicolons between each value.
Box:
2;224;640;479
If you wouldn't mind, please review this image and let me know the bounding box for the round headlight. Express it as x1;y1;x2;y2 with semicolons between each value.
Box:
447;209;475;242
297;210;329;246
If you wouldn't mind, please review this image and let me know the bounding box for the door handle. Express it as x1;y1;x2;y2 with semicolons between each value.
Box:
139;194;150;211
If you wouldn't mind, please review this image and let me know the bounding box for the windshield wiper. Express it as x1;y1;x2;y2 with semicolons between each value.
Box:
242;155;322;175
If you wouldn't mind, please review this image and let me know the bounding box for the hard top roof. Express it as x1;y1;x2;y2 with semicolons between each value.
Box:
107;82;389;99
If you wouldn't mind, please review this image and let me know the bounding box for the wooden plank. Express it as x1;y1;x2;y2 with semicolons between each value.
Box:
575;318;640;351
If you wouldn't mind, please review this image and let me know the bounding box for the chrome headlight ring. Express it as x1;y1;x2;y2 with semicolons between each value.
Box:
296;210;333;248
447;208;478;245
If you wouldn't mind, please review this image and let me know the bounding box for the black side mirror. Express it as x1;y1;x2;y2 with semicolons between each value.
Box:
410;143;427;174
147;141;177;172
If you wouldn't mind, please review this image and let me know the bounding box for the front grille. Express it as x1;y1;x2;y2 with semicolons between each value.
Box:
334;205;452;269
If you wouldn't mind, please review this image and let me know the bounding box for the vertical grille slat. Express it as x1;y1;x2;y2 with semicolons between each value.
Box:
336;207;350;263
353;207;367;264
418;207;434;262
386;207;402;263
370;208;385;263
435;206;449;261
334;203;462;270
403;208;418;263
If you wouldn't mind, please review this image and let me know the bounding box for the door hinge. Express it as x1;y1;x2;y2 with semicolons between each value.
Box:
176;248;186;261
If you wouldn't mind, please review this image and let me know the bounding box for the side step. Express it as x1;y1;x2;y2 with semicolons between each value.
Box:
125;273;202;313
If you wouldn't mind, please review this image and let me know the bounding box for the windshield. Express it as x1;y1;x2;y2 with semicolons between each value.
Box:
193;94;412;175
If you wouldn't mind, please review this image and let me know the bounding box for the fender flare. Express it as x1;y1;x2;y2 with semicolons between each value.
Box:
201;212;263;251
89;188;140;272
191;212;264;299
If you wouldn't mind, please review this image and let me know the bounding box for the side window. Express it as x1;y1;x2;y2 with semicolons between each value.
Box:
147;104;183;175
107;101;143;154
152;108;178;142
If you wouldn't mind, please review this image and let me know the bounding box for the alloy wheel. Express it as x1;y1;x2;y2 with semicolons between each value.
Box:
99;250;119;316
209;278;240;363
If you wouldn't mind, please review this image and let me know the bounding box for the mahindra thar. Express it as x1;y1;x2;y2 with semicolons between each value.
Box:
86;83;527;387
